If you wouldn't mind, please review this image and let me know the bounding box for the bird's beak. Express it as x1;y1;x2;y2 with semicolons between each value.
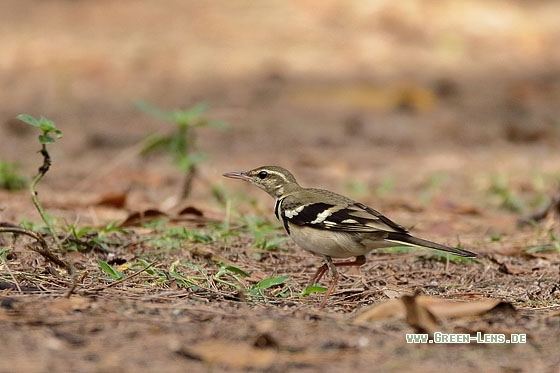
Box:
223;171;250;181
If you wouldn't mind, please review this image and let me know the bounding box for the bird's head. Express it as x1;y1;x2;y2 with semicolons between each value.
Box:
223;166;299;199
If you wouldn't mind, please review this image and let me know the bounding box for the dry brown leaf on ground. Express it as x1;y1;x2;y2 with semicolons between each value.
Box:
171;205;222;224
353;296;505;324
176;205;204;217
401;294;439;336
119;209;169;227
95;191;128;208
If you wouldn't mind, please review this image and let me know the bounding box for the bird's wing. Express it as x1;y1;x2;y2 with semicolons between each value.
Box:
278;192;408;234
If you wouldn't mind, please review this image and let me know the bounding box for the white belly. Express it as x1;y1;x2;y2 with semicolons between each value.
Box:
287;225;372;258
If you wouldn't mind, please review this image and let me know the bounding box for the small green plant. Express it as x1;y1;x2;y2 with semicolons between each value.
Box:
64;221;126;252
16;114;63;240
0;115;70;274
214;264;250;289
249;275;291;299
0;160;27;190
488;175;524;212
137;102;228;200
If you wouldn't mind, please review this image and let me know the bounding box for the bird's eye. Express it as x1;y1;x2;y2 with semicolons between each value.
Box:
258;171;268;179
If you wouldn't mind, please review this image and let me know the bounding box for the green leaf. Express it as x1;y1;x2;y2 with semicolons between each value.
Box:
16;113;40;127
252;275;290;290
38;116;56;132
300;285;328;295
223;265;250;277
97;259;125;280
39;134;55;144
135;258;158;275
173;102;209;126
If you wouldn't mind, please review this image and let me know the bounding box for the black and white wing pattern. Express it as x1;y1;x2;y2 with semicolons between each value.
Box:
275;188;408;234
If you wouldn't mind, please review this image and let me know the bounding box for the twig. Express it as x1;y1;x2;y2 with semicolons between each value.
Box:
0;224;69;271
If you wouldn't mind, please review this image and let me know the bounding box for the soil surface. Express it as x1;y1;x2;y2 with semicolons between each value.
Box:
1;1;560;372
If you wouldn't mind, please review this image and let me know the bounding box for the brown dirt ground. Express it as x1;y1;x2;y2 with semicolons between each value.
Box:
1;1;560;372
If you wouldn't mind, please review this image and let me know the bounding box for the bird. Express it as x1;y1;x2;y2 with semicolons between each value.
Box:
223;166;477;307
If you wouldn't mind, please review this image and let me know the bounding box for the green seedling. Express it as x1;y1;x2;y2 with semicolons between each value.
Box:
488;175;524;212
16;114;63;242
137;101;228;200
249;275;291;300
214;264;250;289
168;261;211;289
490;234;502;242
64;221;127;252
0;115;70;273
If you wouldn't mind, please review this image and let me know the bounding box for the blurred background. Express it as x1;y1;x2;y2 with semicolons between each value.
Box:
1;0;559;219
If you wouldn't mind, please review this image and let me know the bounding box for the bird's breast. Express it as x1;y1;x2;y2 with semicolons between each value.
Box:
286;224;370;258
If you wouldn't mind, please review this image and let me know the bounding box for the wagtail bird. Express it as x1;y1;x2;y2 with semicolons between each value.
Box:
223;166;477;307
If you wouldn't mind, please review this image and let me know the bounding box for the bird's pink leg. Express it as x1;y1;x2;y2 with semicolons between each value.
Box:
309;255;366;308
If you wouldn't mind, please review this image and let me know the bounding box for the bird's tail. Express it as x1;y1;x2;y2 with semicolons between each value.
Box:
386;232;477;258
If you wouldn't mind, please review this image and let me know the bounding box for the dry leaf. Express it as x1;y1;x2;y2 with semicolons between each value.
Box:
96;191;128;208
352;298;406;322
420;298;503;319
177;206;204;217
354;296;506;324
401;294;439;335
120;209;168;227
